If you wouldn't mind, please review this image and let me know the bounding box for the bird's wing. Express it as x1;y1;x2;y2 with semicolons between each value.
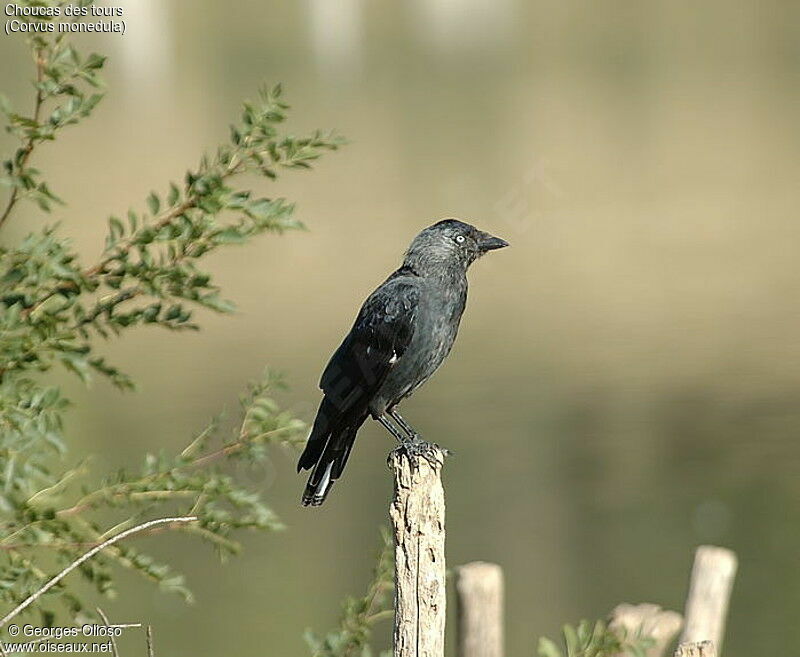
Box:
298;274;419;505
319;274;419;411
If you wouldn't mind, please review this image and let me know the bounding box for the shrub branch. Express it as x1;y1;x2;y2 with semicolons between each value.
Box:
0;515;197;630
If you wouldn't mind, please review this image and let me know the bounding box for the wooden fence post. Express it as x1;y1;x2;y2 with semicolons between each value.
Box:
609;603;682;657
455;562;504;657
674;640;717;657
680;546;737;654
389;447;447;657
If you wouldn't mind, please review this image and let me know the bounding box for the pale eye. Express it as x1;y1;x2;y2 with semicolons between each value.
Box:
455;235;466;244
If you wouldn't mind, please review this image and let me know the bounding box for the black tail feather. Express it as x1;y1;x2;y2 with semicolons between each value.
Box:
298;398;366;506
297;398;334;472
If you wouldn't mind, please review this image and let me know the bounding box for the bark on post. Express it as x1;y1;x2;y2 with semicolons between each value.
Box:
680;546;737;654
389;447;447;657
455;562;504;657
674;640;717;657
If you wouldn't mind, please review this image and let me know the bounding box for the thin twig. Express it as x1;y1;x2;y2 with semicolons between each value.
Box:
19;200;194;319
54;426;288;518
1;517;191;551
1;540;107;551
365;609;394;625
96;608;120;657
97;505;158;541
190;426;297;468
0;515;197;629
19;130;319;317
5;402;297;548
25;461;91;507
0;48;44;230
146;626;154;657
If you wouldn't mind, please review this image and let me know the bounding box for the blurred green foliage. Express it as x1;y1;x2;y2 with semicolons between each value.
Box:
0;0;340;626
537;620;654;657
305;529;394;657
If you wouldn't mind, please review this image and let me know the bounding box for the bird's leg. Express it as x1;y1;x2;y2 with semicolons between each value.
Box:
387;408;418;440
377;412;444;471
377;414;408;444
385;409;444;469
378;413;426;469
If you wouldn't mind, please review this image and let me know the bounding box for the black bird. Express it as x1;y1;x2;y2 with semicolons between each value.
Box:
297;219;508;506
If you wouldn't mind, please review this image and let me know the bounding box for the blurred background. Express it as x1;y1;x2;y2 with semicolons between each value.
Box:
2;1;799;655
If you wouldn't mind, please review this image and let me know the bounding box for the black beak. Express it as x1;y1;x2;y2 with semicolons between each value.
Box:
477;231;510;252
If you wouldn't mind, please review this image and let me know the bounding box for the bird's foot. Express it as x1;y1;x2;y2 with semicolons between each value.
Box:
400;437;447;471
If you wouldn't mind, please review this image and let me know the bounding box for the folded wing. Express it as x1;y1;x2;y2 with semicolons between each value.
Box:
298;274;419;505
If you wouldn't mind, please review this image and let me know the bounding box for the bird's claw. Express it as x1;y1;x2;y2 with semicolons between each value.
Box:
401;437;446;471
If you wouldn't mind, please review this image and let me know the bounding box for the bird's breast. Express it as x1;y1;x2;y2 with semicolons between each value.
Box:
370;278;467;414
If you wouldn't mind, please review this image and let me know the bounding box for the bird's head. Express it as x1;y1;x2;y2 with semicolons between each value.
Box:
403;219;509;274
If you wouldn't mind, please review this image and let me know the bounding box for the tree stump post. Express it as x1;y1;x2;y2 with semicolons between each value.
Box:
455;562;504;657
388;447;447;657
680;546;737;654
674;640;717;657
609;603;683;657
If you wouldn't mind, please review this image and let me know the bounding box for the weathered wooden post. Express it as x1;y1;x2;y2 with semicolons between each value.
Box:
389;447;447;657
680;546;737;654
609;603;682;657
674;640;717;657
455;562;504;657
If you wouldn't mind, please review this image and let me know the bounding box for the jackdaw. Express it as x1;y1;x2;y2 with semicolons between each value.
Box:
297;218;508;506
